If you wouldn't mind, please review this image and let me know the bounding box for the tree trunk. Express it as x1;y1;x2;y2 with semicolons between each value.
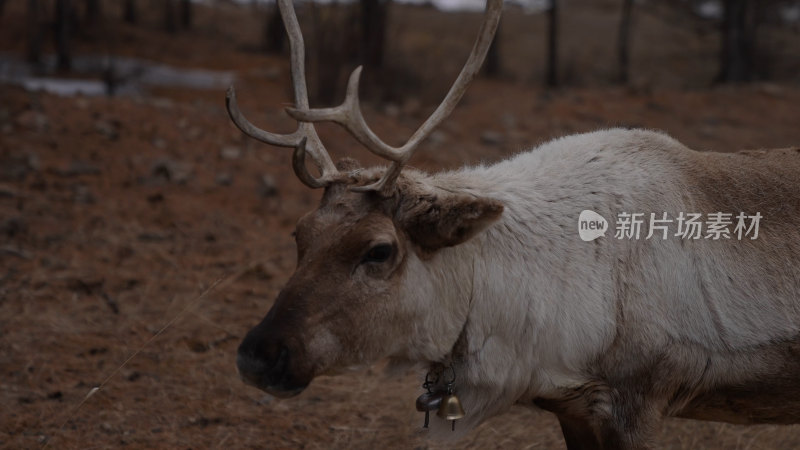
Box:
545;0;558;87
180;0;191;29
27;0;41;65
0;0;7;17
484;21;501;77
123;0;137;24
311;3;344;105
263;1;285;54
55;0;72;71
617;0;633;84
718;0;757;82
85;0;101;26
360;0;388;71
164;0;177;34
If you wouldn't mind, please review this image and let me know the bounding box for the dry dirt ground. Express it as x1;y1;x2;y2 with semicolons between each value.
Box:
2;1;800;449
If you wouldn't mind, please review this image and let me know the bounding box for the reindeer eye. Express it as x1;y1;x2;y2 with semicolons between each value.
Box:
363;244;393;264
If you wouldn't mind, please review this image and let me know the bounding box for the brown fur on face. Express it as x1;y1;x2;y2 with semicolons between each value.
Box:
236;160;504;396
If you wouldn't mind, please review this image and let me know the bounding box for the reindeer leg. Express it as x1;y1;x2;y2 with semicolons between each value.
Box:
595;395;657;450
556;414;601;450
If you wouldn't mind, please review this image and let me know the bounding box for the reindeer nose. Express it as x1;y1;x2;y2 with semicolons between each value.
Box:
236;333;308;397
236;334;288;386
236;350;274;387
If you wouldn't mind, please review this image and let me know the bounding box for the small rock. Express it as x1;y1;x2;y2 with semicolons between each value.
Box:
66;275;105;295
147;193;164;203
502;113;517;130
480;130;504;146
26;153;41;172
185;338;209;353
0;217;25;237
102;292;119;314
151;137;167;150
137;231;172;242
1;152;39;181
384;103;400;118
75;98;90;109
150;158;193;184
149;98;174;109
402;98;422;117
95;120;120;140
124;370;141;382
215;172;233;186
429;130;448;146
220;146;242;160
0;245;32;259
0;185;18;198
254;66;281;81
259;174;278;197
72;184;95;204
758;83;783;98
185;127;202;140
54;160;101;177
241;261;276;281
266;67;281;81
16;110;49;132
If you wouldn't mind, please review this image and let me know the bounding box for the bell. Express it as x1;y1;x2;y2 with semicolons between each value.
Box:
416;391;444;412
436;393;465;430
416;391;444;428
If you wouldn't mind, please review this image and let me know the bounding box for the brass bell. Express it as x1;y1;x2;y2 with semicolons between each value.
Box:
437;393;465;430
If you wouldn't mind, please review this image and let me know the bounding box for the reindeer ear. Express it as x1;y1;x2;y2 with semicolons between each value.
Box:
397;190;504;251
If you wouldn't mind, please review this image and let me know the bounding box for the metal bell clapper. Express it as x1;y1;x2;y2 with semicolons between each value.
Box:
436;383;465;431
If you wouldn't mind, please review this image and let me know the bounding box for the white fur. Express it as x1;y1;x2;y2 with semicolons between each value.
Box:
396;128;800;435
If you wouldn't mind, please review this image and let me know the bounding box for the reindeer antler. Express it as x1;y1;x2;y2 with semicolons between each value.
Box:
226;0;338;188
227;0;503;195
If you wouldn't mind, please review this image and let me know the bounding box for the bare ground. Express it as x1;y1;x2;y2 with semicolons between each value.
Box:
2;1;800;449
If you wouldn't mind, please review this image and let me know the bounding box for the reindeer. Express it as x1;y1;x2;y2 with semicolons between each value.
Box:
230;0;800;448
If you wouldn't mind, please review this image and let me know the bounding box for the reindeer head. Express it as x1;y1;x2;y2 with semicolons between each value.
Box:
232;0;503;397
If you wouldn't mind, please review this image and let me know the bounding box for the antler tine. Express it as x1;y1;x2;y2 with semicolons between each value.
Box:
225;0;338;189
287;0;504;195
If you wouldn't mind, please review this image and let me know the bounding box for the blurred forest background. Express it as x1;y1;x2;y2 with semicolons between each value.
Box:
2;0;800;449
4;0;800;100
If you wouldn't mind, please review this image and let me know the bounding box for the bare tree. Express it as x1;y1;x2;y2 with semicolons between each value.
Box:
617;0;634;84
546;0;558;87
263;1;285;54
310;3;347;104
718;0;758;82
27;0;42;65
359;0;388;71
55;0;73;70
164;0;177;33
123;0;137;24
180;0;192;29
484;22;501;77
85;0;101;26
